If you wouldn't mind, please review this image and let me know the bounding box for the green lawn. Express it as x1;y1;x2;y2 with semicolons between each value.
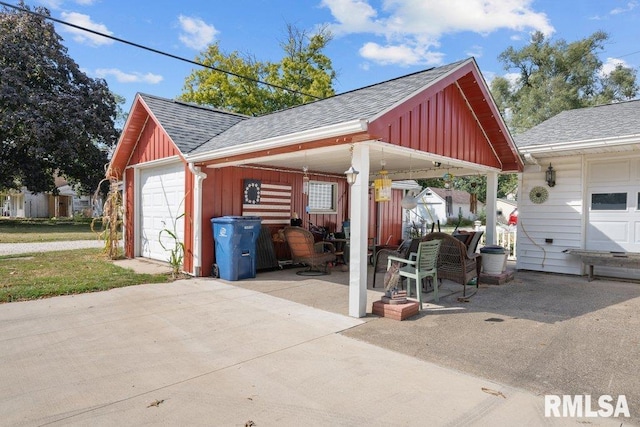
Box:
0;218;105;243
0;219;172;303
0;248;171;303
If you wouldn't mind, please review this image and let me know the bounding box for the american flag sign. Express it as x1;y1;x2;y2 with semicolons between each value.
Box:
242;179;292;225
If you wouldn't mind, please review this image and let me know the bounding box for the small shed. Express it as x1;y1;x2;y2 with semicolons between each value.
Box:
404;187;485;238
515;99;640;280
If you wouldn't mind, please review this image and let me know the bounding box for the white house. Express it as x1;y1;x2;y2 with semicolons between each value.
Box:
515;99;640;280
0;177;96;219
404;187;485;238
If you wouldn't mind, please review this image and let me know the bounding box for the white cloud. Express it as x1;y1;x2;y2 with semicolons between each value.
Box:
611;1;638;15
465;45;483;58
600;57;629;76
321;0;554;66
94;68;164;84
177;15;218;50
60;12;113;46
360;42;444;66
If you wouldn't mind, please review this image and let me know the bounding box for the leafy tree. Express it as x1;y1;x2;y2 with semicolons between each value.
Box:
180;25;336;115
0;2;118;194
491;31;639;133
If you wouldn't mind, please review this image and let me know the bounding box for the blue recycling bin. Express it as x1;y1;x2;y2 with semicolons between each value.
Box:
211;216;262;281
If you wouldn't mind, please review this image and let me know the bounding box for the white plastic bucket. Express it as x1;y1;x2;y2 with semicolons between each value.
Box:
482;253;507;274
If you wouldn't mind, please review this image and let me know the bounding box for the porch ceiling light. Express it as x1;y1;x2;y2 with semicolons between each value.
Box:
546;163;556;187
344;165;359;186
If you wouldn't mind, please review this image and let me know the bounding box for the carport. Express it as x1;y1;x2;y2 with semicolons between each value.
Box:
108;57;523;318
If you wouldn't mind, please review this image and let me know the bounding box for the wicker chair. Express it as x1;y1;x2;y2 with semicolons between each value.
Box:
283;226;336;275
423;232;481;297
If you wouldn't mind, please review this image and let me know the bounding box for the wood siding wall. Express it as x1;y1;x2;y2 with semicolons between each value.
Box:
516;155;583;275
368;189;404;247
129;120;181;165
198;167;405;277
369;82;502;169
183;167;195;273
124;168;135;259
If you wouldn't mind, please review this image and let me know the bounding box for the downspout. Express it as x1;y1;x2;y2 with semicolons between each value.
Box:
188;163;207;276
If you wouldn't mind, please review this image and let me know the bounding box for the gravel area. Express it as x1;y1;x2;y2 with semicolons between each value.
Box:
0;240;104;256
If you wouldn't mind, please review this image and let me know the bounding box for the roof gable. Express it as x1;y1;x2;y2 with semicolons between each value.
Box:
139;94;248;153
109;94;246;176
515;99;640;148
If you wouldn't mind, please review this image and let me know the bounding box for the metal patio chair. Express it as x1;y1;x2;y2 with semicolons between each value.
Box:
387;240;442;310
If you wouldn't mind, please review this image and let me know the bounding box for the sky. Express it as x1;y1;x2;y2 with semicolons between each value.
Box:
12;0;640;115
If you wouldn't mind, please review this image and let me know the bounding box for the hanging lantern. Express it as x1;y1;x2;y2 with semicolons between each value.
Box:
302;166;309;195
374;169;392;202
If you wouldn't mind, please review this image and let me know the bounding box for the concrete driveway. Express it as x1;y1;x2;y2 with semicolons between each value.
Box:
0;267;637;425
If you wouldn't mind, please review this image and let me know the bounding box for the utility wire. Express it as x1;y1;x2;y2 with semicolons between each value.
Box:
0;1;322;100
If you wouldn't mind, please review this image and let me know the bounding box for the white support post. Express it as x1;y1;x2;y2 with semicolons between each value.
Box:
348;144;370;318
485;171;498;245
188;164;207;277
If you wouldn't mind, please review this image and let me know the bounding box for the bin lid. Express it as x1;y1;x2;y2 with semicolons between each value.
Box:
211;216;262;224
480;245;506;254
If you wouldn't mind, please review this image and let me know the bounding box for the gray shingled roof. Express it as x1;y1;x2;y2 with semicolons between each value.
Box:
191;58;469;155
429;187;476;205
139;94;248;153
515;99;640;148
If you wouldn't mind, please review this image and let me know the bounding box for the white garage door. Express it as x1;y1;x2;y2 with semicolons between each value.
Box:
586;158;640;253
139;163;186;261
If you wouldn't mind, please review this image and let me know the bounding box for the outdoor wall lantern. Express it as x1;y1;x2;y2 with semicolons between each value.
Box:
546;163;556;187
344;165;359;186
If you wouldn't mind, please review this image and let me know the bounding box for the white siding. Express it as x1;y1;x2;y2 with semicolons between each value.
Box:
516;156;584;275
22;191;49;218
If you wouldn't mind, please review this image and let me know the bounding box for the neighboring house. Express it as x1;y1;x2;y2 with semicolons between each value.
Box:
1;189;50;218
108;57;522;318
515;99;640;280
429;187;484;221
0;177;95;219
404;187;485;237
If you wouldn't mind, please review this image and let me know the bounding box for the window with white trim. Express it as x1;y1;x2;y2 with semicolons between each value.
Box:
308;181;337;213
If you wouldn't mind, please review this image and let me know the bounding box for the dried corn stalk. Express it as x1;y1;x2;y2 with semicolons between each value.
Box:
92;176;123;259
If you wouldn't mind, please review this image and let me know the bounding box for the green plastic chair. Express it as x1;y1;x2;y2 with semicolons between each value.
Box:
387;240;441;310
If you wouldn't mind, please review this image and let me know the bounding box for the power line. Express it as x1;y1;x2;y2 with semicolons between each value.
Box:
0;1;322;100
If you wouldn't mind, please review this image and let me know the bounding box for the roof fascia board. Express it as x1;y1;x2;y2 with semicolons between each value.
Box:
519;134;640;155
108;94;146;174
185;119;368;163
137;96;180;151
